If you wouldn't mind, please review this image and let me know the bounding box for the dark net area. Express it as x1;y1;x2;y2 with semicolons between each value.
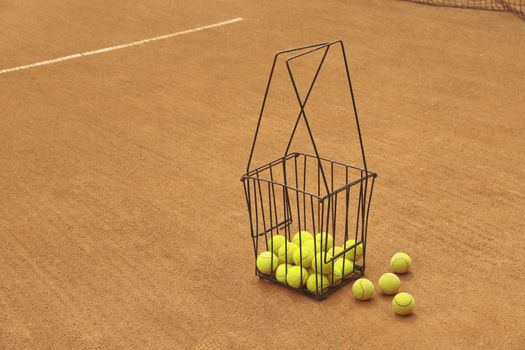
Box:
400;0;524;19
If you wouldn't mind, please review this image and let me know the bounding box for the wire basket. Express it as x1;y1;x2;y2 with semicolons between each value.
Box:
241;41;377;300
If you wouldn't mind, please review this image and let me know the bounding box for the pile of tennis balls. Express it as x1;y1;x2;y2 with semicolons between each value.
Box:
351;252;416;316
256;231;416;316
256;230;364;294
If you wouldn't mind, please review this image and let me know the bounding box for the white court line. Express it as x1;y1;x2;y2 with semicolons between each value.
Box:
0;17;243;75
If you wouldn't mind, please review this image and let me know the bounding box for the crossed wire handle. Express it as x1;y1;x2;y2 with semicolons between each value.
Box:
245;40;369;195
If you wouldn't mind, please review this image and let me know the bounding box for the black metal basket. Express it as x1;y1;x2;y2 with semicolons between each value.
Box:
241;41;377;300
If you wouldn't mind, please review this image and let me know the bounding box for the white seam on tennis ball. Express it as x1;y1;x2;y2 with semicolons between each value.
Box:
393;257;410;268
358;279;365;298
394;295;414;307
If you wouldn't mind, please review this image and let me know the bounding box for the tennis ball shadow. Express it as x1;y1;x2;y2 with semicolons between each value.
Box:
393;312;418;322
352;297;378;309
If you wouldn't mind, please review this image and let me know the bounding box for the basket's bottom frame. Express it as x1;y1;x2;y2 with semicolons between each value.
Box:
257;265;365;300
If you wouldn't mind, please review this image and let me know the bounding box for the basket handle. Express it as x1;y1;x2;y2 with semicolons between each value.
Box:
245;40;368;195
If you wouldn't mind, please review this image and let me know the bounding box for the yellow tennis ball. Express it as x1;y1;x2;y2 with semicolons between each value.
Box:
390;252;412;274
292;230;313;247
331;259;354;285
334;258;354;277
302;239;315;252
315;232;333;252
343;239;363;261
326;246;344;262
378;273;401;295
351;278;375;300
286;266;308;288
392;292;416;315
306;273;330;294
256;251;279;274
302;239;326;255
267;234;286;253
275;264;293;283
311;253;332;275
307;267;315;277
277;242;298;264
293;246;314;268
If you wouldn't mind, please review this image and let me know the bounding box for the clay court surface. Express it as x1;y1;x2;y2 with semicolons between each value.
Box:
1;0;524;348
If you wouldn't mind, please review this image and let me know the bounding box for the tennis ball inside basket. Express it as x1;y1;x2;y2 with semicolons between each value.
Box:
292;230;313;247
378;273;401;295
315;232;333;252
311;253;332;275
332;258;354;285
293;246;314;268
275;264;293;283
390;252;412;274
343;239;363;261
326;246;344;262
256;251;279;274
267;234;286;253
306;273;330;294
352;278;375;301
392;292;416;315
277;241;298;264
286;266;308;288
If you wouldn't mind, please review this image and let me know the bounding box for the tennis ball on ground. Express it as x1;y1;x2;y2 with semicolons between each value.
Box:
267;234;286;253
378;273;401;295
286;266;308;288
293;246;314;268
390;252;412;274
277;242;298;264
311;253;332;275
352;278;375;301
343;239;363;261
275;264;293;283
292;230;313;247
306;273;330;294
256;251;279;274
315;232;333;252
392;292;416;315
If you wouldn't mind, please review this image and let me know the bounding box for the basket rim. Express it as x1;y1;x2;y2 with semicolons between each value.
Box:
241;152;376;200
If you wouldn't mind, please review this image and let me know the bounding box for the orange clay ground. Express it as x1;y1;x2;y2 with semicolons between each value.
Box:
0;1;524;348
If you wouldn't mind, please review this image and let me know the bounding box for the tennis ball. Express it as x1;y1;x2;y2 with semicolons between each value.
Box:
286;266;308;288
275;264;293;283
392;292;416;315
390;252;412;274
315;232;333;252
307;267;315;277
293;246;314;268
312;253;332;275
292;230;313;247
302;239;325;255
267;234;286;253
302;239;315;251
332;258;354;285
378;273;401;295
343;239;363;261
351;278;375;301
277;242;298;264
326;246;344;262
306;273;330;294
256;251;279;274
334;258;354;277
311;253;332;275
